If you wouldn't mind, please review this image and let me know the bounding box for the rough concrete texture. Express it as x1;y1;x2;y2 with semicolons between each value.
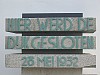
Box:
6;17;96;32
5;53;96;68
5;36;96;49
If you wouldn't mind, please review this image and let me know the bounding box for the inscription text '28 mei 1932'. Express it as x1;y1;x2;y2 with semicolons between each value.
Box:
22;56;78;67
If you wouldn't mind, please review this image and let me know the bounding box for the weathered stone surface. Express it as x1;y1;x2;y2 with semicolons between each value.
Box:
5;17;96;32
22;68;97;75
5;36;96;49
5;54;96;68
83;74;97;75
22;68;82;75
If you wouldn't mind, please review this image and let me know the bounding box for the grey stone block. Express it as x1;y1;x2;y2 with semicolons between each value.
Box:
5;36;96;49
5;53;96;68
5;17;96;32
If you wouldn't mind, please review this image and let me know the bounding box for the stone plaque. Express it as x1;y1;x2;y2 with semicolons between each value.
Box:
5;36;96;49
5;54;96;68
6;17;96;32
